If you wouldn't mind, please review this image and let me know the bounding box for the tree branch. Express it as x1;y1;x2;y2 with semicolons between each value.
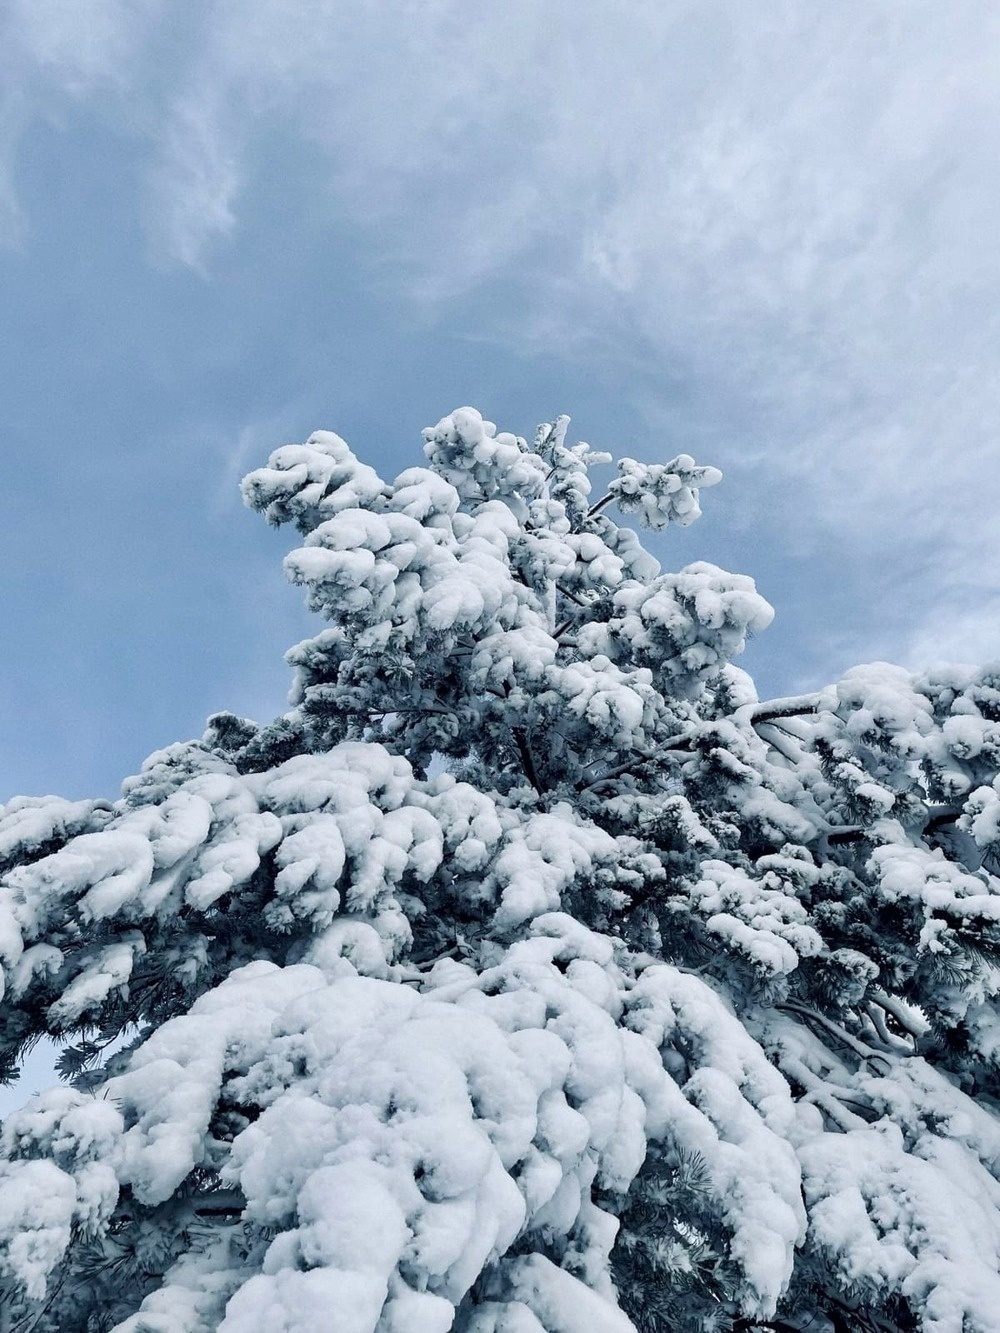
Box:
754;722;805;766
513;727;543;793
864;1001;914;1055
869;988;929;1042
777;999;894;1072
779;1051;871;1132
734;693;824;728
579;735;694;791
587;493;615;518
924;810;960;837
825;827;867;845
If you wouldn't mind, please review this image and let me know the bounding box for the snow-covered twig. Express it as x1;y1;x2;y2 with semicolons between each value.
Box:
868;988;930;1042
755;722;806;767
777;1000;894;1073
864;1001;914;1055
778;1051;871;1132
734;694;824;728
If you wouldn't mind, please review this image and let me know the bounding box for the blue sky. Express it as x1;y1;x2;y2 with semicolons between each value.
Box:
3;0;1000;804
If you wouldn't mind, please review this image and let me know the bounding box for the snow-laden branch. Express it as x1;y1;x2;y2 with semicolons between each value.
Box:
734;693;825;728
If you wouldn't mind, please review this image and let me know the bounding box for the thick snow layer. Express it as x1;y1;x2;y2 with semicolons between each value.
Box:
801;1125;1000;1333
689;859;824;976
43;917;677;1331
0;742;662;1044
625;966;804;1313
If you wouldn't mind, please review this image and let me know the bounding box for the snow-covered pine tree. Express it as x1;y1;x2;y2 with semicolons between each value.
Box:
1;407;1000;1332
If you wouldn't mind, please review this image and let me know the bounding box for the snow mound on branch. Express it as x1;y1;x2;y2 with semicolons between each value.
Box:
625;966;804;1315
90;919;670;1330
0;1089;123;1300
801;1124;1000;1333
609;455;722;531
688;859;824;976
241;431;386;534
868;843;1000;954
0;743;649;1030
421;407;549;514
578;563;774;699
0;795;110;871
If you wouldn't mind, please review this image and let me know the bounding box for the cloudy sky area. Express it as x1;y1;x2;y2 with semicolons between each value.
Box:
3;0;1000;803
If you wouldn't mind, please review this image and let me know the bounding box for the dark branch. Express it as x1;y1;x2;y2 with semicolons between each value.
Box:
924;810;960;836
826;827;866;845
587;493;615;518
741;693;823;726
513;727;543;793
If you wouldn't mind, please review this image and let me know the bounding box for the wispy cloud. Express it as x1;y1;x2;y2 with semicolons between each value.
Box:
0;90;28;247
0;0;161;244
6;0;157;94
5;0;1000;674
145;89;240;270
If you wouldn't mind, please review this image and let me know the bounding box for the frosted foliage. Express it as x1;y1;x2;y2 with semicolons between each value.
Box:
623;967;804;1312
800;1127;1000;1332
241;405;770;779
608;455;722;531
241;431;386;534
0;796;112;872
687;859;824;976
3;413;1000;1332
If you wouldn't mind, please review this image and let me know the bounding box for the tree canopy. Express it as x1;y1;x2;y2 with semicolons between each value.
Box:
1;408;999;1332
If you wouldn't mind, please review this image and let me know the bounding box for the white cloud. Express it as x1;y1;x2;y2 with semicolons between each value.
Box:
145;89;240;270
0;90;28;248
3;0;161;95
5;0;1000;673
901;598;1000;678
0;0;162;244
